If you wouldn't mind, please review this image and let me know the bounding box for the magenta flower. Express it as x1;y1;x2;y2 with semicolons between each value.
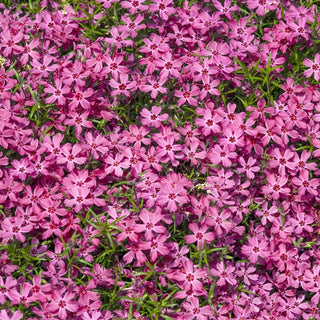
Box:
185;222;215;251
44;79;70;105
290;210;314;234
64;111;93;138
147;234;170;262
272;243;297;271
109;73;136;97
84;131;109;160
269;147;296;176
170;259;207;293
116;218;140;243
158;180;189;212
1;29;24;56
103;53;129;81
69;86;94;110
292;169;319;196
246;0;277;16
119;14;146;38
303;53;320;81
103;152;130;177
169;243;189;267
149;0;176;21
211;261;237;287
212;0;238;19
20;38;41;65
0;215;33;242
135;208;166;240
155;51;182;79
64;187;94;212
195;107;222;136
219;127;245;151
175;84;200;107
7;282;33;307
199;78;220;100
56;143;87;171
0;310;23;320
48;290;78;320
123;241;149;266
208;143;237;167
183;141;207;165
62;60;90;87
9;158;35;181
120;0;148;14
140;105;168;128
237;156;260;179
104;27;133;49
261;173;290;200
182;297;213;320
155;135;183;167
140;75;167;99
206;207;234;236
241;236;269;263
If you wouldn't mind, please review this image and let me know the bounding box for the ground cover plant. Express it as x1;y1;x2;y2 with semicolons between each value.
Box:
0;0;320;319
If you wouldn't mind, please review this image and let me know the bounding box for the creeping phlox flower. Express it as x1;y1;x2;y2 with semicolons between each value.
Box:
0;0;319;319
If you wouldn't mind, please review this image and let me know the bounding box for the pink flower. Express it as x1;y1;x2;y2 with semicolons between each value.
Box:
175;84;200;107
119;14;146;38
292;169;319;196
170;259;207;293
208;143;237;167
56;143;87;171
48;289;78;320
135;208;166;240
10;158;35;181
269;147;296;176
149;0;176;21
237;156;260;179
290;210;314;234
62;60;90;87
0;310;23;320
212;0;238;19
116;219;140;243
211;261;237;287
241;236;269;263
69;86;94;110
272;243;297;271
123;241;149;266
219;126;245;151
103;53;129;81
64;111;93;138
155;135;183;167
120;0;149;15
64;187;94;212
183;141;207;165
205;207;234;236
303;53;320;81
182;297;213;320
261;173;290;200
140;105;168;128
140;75;167;99
147;234;170;262
1;29;24;56
0;215;33;242
44;79;70;105
185;222;214;251
103;152;130;177
158;177;189;212
109;73;136;97
104;27;133;49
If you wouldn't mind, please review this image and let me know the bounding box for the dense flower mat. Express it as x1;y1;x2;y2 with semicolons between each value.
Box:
0;0;320;319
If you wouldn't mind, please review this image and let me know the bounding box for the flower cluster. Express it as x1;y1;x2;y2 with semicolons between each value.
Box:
0;0;320;319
